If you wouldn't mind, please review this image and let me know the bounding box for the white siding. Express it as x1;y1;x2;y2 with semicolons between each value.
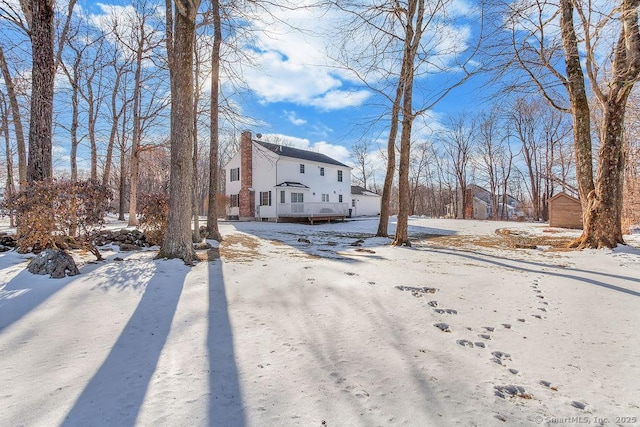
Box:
351;194;381;216
224;141;352;220
276;157;351;205
225;151;241;217
252;145;279;219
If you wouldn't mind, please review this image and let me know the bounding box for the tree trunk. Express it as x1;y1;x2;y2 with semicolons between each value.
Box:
559;0;595;224
69;71;80;181
1;97;16;227
87;83;98;181
158;0;200;264
206;0;223;242
127;37;145;226
392;0;424;247
118;148;127;221
0;46;27;190
192;53;201;244
26;0;55;183
559;0;638;248
574;100;628;248
103;68;125;188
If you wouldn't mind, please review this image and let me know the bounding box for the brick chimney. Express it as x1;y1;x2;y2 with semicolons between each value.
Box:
239;130;255;219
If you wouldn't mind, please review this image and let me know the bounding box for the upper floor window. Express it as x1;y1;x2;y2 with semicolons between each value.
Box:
322;194;329;202
320;167;325;176
300;164;305;173
230;167;240;182
337;170;343;182
339;195;343;203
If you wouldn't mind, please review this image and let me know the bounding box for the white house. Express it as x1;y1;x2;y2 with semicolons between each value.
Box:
225;131;352;222
350;185;381;217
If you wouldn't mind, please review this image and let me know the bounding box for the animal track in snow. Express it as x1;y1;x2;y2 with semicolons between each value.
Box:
494;384;532;400
434;308;458;315
491;351;512;365
396;286;438;298
434;323;451;332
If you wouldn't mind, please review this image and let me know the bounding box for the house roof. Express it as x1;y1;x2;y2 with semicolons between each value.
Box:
256;140;350;168
549;192;580;203
351;185;381;197
467;184;519;206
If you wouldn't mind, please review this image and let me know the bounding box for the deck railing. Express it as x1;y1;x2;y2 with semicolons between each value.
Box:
278;202;349;217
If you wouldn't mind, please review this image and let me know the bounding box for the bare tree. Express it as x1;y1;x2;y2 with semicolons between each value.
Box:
351;139;375;190
1;92;16;226
158;0;200;264
330;0;484;243
109;0;167;226
0;46;26;189
476;109;501;219
205;0;223;241
441;114;475;219
501;0;640;248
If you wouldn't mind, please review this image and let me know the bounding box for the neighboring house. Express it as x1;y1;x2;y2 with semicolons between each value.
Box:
548;192;583;229
447;184;520;220
467;184;521;220
350;186;381;217
225;131;352;222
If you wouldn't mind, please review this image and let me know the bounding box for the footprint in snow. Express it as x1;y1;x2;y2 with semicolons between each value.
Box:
572;401;587;410
434;323;451;332
492;351;512;365
396;286;438;297
494;385;532;400
428;300;438;307
457;339;474;348
540;380;558;391
484;326;495;332
478;334;492;340
434;308;458;315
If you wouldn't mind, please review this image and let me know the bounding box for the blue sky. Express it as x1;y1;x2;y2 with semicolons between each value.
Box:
1;0;488;175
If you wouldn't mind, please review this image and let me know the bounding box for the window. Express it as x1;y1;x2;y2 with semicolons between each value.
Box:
322;194;329;202
230;167;240;182
337;170;343;182
280;190;285;204
291;192;304;203
352;199;356;207
230;194;239;207
300;164;305;173
260;191;272;206
320;167;325;176
339;195;343;203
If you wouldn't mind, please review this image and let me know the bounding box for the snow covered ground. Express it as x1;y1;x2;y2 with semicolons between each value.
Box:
1;217;639;426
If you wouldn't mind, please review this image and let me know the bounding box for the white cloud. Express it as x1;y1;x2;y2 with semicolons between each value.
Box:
241;4;372;110
309;90;372;111
283;110;307;126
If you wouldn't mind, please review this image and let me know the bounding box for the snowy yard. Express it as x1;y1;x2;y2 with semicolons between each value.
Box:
1;217;640;426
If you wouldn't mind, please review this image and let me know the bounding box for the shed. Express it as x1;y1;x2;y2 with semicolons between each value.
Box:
548;193;583;229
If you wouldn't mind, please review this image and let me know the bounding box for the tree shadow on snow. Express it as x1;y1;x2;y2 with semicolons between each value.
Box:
427;247;640;298
207;257;246;426
0;254;122;332
62;259;187;426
